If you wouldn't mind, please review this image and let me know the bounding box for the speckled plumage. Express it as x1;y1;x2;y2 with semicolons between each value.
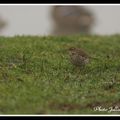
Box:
68;47;90;67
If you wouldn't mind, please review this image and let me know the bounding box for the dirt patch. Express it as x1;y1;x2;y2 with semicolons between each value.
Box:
48;102;82;111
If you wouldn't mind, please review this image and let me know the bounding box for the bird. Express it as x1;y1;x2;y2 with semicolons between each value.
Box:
68;47;97;68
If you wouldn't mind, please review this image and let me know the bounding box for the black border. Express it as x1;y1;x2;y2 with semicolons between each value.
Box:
0;1;120;4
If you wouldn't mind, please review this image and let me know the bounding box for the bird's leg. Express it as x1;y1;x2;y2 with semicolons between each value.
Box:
75;66;82;74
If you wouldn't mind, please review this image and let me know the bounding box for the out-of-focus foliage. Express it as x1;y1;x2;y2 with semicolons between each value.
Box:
0;16;7;32
51;6;95;36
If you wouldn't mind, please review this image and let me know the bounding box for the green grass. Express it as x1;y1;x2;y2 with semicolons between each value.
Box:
0;34;120;115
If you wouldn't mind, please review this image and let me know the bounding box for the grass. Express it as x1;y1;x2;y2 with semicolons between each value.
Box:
0;34;120;114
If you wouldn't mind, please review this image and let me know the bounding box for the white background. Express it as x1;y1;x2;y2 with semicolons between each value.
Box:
0;5;120;36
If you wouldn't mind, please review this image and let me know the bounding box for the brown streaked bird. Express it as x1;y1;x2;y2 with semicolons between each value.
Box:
68;47;91;68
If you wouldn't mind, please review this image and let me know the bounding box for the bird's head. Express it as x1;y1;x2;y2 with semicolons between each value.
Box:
68;47;77;55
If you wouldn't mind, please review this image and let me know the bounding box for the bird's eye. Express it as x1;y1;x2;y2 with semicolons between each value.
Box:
71;52;75;55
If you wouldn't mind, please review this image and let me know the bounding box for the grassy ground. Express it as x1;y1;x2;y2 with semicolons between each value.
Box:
0;35;120;115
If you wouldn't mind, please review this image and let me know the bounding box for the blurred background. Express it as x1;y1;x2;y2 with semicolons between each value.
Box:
0;5;120;36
